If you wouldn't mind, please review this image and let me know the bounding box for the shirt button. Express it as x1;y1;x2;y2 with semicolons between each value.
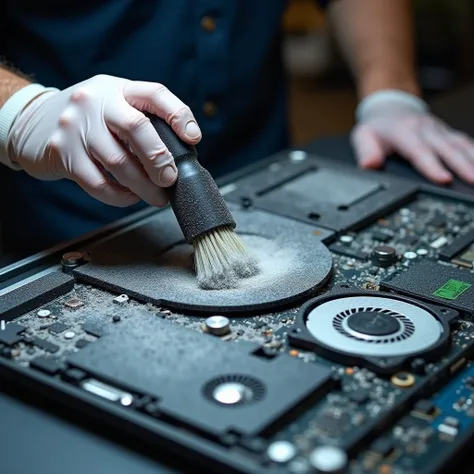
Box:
200;15;216;32
203;101;218;117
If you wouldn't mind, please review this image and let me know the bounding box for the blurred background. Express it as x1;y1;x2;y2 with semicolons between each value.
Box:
283;0;474;145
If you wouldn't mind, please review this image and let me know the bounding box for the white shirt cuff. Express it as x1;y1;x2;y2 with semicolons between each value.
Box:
355;89;429;122
0;83;59;169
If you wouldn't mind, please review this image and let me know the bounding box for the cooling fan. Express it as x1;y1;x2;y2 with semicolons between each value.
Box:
288;290;459;374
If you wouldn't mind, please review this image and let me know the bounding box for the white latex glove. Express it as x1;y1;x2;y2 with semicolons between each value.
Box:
351;90;474;184
1;75;202;207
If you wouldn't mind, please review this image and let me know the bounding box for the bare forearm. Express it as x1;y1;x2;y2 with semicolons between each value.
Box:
328;0;421;99
0;66;32;108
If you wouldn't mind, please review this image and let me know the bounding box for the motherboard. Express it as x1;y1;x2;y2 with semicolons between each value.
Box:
1;151;474;474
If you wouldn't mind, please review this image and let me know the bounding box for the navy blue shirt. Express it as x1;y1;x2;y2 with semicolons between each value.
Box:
0;0;328;258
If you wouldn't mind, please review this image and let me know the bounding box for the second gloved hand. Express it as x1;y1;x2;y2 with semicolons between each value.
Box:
351;90;474;184
6;74;202;206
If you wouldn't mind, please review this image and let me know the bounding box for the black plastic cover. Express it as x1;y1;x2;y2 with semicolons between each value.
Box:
68;312;335;438
224;154;418;232
0;271;74;321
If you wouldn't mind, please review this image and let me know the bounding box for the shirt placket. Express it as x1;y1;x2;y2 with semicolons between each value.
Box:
195;0;233;133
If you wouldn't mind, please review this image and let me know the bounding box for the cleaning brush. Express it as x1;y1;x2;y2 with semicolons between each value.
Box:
148;114;259;290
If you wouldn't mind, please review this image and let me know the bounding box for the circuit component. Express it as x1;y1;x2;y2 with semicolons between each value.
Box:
329;243;367;261
113;294;129;304
309;445;348;473
0;322;26;346
48;322;69;335
412;399;437;418
430;236;449;249
203;316;231;336
30;356;61;375
371;245;398;267
372;230;393;243
439;232;474;268
369;437;395;457
75;339;90;349
31;337;60;353
64;298;84;309
451;245;474;269
381;260;474;314
266;441;297;464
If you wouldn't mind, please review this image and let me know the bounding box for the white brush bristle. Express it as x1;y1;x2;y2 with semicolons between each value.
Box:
193;225;260;290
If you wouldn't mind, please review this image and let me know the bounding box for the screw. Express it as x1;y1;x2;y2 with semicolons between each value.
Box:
61;251;84;273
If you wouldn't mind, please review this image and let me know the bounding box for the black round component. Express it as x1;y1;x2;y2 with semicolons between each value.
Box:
1;348;13;359
395;372;411;382
371;245;398;267
411;358;426;375
347;311;401;336
112;315;121;323
240;197;253;208
61;251;85;274
288;291;451;374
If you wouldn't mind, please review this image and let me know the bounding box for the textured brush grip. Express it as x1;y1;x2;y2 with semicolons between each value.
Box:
147;114;197;160
147;114;236;243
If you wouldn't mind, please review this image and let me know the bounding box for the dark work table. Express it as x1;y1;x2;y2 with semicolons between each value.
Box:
1;84;473;474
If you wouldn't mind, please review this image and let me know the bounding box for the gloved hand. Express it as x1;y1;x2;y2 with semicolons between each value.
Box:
3;74;202;207
351;90;474;184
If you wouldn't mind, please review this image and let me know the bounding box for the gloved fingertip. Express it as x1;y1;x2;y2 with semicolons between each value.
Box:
359;155;384;169
184;120;201;141
159;164;177;186
463;172;474;185
435;171;453;184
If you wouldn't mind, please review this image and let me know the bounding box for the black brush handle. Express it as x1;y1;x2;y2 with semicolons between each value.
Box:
147;114;236;243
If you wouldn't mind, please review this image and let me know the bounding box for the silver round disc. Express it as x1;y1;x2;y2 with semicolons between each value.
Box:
266;441;297;463
309;446;347;472
339;235;353;244
205;315;230;335
120;394;133;406
306;296;443;357
212;382;251;405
